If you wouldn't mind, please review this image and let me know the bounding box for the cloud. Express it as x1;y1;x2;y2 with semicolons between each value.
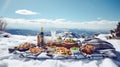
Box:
15;9;38;15
4;17;118;31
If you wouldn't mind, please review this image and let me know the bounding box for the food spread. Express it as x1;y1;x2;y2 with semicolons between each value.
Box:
80;44;95;56
8;28;116;59
29;47;43;53
63;38;76;45
54;47;72;56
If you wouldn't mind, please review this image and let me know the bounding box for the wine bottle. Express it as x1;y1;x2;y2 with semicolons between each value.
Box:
40;27;44;48
37;33;40;47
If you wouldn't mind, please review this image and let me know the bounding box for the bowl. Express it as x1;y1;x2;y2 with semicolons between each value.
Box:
70;47;80;54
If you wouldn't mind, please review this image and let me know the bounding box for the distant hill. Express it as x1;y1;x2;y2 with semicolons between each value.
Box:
6;29;38;36
6;29;108;36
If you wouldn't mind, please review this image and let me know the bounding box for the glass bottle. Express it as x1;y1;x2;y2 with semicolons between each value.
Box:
40;27;44;48
37;33;40;47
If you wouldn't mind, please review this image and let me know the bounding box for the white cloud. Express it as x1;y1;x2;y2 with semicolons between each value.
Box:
4;17;118;31
15;9;38;15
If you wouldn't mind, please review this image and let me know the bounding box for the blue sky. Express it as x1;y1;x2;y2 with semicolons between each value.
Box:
0;0;119;31
0;0;120;22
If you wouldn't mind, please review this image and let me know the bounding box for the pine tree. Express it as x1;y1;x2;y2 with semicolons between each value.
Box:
115;22;120;37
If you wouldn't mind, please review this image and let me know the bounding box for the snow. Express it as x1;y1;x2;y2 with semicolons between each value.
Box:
0;33;120;67
99;58;118;67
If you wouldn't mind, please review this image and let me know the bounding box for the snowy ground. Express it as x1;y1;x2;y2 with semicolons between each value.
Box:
0;34;120;67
